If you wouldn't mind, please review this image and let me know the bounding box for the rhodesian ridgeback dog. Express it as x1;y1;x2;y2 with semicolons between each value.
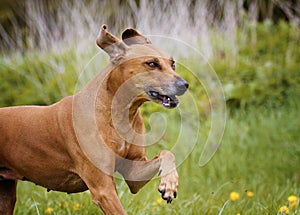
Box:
0;25;188;214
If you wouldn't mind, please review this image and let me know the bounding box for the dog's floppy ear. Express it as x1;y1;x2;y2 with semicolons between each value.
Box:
122;28;151;46
96;25;128;64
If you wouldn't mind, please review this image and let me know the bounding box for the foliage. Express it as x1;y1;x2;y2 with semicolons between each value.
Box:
1;22;299;111
0;47;100;106
213;21;300;108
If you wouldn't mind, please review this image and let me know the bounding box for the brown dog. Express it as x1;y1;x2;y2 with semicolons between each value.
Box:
0;25;188;215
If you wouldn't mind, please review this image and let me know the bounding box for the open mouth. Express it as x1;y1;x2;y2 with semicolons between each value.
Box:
147;90;179;108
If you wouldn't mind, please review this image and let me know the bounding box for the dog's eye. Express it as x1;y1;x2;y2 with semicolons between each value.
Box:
145;61;161;69
171;62;175;70
170;58;175;70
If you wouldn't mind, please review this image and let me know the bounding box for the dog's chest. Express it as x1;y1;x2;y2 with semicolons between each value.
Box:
116;140;130;156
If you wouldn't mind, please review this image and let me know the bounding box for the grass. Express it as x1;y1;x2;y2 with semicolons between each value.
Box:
13;101;300;214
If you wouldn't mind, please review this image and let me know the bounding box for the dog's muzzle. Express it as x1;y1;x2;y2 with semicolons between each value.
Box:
146;78;189;109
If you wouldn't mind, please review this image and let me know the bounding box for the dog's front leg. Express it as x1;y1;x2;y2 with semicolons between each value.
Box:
118;150;178;203
81;167;126;215
157;150;179;203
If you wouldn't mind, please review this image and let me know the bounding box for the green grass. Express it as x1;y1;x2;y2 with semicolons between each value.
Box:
14;101;300;215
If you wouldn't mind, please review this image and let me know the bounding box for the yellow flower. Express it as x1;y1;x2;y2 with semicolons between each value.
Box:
45;207;53;214
246;191;254;197
288;195;298;209
156;198;163;204
279;205;289;214
74;203;81;211
288;195;298;202
236;213;241;215
229;192;240;201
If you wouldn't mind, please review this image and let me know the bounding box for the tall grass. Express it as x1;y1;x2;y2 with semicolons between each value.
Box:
2;0;298;58
1;21;299;109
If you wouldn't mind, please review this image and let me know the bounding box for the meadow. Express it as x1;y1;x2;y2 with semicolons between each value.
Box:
1;1;300;214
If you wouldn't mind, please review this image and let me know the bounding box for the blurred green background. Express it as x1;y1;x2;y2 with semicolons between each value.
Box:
0;0;300;214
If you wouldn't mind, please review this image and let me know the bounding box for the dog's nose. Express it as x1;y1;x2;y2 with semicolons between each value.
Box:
175;78;189;95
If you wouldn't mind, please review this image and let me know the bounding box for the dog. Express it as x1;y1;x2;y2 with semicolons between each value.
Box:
0;25;188;215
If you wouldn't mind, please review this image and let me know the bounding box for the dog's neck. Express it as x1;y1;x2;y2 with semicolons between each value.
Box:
79;63;147;124
72;63;146;159
106;64;148;121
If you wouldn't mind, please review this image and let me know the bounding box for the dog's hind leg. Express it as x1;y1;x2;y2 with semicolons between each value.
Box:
0;180;17;215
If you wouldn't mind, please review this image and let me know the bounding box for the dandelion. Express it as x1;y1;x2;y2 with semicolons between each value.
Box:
156;198;163;204
45;207;54;214
246;191;254;197
288;197;298;209
229;192;240;201
279;205;289;214
288;195;298;202
74;203;81;211
288;195;298;209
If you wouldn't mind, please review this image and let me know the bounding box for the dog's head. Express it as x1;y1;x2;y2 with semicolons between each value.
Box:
96;25;188;109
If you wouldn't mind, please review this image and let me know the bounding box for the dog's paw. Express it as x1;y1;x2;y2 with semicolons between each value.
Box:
158;170;178;203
